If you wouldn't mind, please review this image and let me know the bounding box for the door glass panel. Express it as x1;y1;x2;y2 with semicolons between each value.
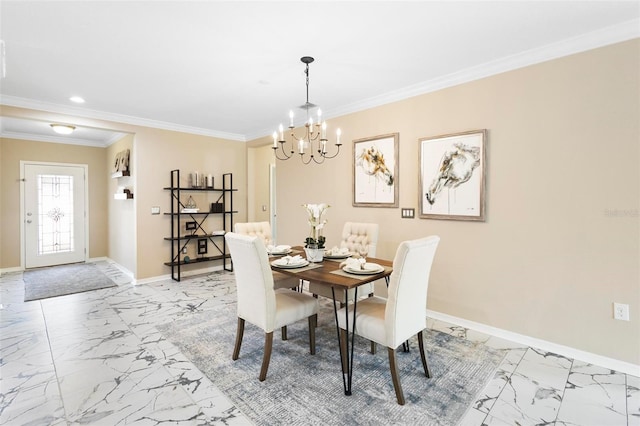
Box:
38;174;74;254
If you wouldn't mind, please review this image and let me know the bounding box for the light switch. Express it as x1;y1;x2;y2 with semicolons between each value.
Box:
151;206;160;215
401;208;415;218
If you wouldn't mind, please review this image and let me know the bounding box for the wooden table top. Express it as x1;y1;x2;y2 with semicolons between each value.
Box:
269;246;393;290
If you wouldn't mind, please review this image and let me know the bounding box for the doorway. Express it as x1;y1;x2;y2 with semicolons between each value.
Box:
22;162;88;268
269;164;277;242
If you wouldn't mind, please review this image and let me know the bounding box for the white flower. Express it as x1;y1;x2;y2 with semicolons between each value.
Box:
302;203;330;244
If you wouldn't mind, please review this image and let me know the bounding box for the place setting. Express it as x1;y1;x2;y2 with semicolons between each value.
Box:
270;254;308;268
339;257;385;275
332;246;388;278
323;246;353;260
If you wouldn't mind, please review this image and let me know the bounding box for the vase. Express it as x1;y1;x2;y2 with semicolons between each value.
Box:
304;247;325;263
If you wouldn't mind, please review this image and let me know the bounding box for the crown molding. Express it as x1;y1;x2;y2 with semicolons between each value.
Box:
0;96;247;142
0;130;107;148
324;19;640;126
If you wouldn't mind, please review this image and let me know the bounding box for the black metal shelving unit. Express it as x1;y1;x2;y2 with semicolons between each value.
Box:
164;169;236;281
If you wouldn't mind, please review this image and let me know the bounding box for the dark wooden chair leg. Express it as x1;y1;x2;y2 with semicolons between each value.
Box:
281;325;287;340
370;341;376;354
388;347;405;405
259;331;274;381
339;329;348;373
308;314;317;355
417;330;431;378
232;318;245;360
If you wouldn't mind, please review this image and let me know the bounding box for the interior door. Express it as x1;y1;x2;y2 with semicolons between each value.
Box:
24;163;87;268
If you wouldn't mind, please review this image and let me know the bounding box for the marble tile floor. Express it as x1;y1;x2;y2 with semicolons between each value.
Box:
1;262;638;425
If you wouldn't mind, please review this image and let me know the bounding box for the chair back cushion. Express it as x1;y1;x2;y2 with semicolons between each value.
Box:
225;232;276;331
340;222;379;257
385;236;440;348
234;222;273;246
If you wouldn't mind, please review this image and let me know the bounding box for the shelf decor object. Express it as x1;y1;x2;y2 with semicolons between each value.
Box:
272;56;342;164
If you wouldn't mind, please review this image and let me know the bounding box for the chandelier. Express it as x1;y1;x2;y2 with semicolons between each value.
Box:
272;56;342;164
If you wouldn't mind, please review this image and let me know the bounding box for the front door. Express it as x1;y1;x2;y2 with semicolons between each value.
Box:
24;163;87;268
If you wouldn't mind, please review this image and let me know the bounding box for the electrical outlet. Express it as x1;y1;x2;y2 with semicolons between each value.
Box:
182;247;188;254
613;302;630;321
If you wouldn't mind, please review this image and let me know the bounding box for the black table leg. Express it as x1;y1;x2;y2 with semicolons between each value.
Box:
332;286;358;395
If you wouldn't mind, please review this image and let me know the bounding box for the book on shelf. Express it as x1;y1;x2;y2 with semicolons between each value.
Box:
181;208;200;213
211;230;225;236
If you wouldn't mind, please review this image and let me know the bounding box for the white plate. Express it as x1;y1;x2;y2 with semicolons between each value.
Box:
268;248;293;256
271;259;309;269
343;263;385;275
324;252;353;259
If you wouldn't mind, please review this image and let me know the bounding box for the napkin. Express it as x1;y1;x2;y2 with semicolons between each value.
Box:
327;246;350;256
340;258;382;271
340;257;365;269
279;255;304;265
267;244;291;253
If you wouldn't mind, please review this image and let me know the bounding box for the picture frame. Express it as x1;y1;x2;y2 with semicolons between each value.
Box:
353;133;399;208
419;129;486;221
185;221;197;231
197;238;208;255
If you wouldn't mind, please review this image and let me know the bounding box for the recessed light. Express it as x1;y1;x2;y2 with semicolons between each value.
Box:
50;124;76;135
69;96;85;104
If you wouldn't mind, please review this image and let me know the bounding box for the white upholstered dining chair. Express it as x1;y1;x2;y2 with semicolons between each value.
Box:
234;222;300;291
336;235;440;405
308;222;379;303
225;232;319;381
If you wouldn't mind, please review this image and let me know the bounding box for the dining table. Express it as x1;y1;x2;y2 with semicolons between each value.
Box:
269;246;393;396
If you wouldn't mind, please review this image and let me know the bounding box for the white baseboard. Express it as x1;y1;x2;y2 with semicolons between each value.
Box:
99;259;136;284
0;266;23;275
427;309;640;377
134;264;227;285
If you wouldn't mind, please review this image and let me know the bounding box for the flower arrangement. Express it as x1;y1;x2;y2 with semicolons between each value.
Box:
302;203;329;248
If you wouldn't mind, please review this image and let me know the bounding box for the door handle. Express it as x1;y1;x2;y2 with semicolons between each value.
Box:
26;220;32;223
27;212;32;216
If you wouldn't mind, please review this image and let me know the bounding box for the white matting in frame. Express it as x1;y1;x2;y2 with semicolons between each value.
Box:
419;130;486;221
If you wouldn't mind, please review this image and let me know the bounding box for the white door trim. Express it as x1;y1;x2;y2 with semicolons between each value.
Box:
20;161;90;269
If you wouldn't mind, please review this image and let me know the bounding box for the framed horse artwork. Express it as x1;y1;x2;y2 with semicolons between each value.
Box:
419;129;487;221
353;133;399;208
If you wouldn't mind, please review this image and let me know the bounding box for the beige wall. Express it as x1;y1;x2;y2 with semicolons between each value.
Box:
248;40;639;365
0;137;109;266
134;128;247;279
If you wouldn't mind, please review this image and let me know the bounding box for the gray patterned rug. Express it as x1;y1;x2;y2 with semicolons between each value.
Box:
23;262;118;301
159;299;504;426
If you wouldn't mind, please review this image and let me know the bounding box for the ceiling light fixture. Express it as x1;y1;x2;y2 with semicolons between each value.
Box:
69;96;85;103
50;124;76;135
272;56;341;164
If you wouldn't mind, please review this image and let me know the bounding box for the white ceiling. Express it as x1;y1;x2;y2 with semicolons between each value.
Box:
1;1;638;146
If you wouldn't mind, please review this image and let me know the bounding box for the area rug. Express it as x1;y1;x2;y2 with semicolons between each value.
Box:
24;263;118;302
158;301;504;426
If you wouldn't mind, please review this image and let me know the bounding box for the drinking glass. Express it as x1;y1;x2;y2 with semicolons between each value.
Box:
357;245;369;262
